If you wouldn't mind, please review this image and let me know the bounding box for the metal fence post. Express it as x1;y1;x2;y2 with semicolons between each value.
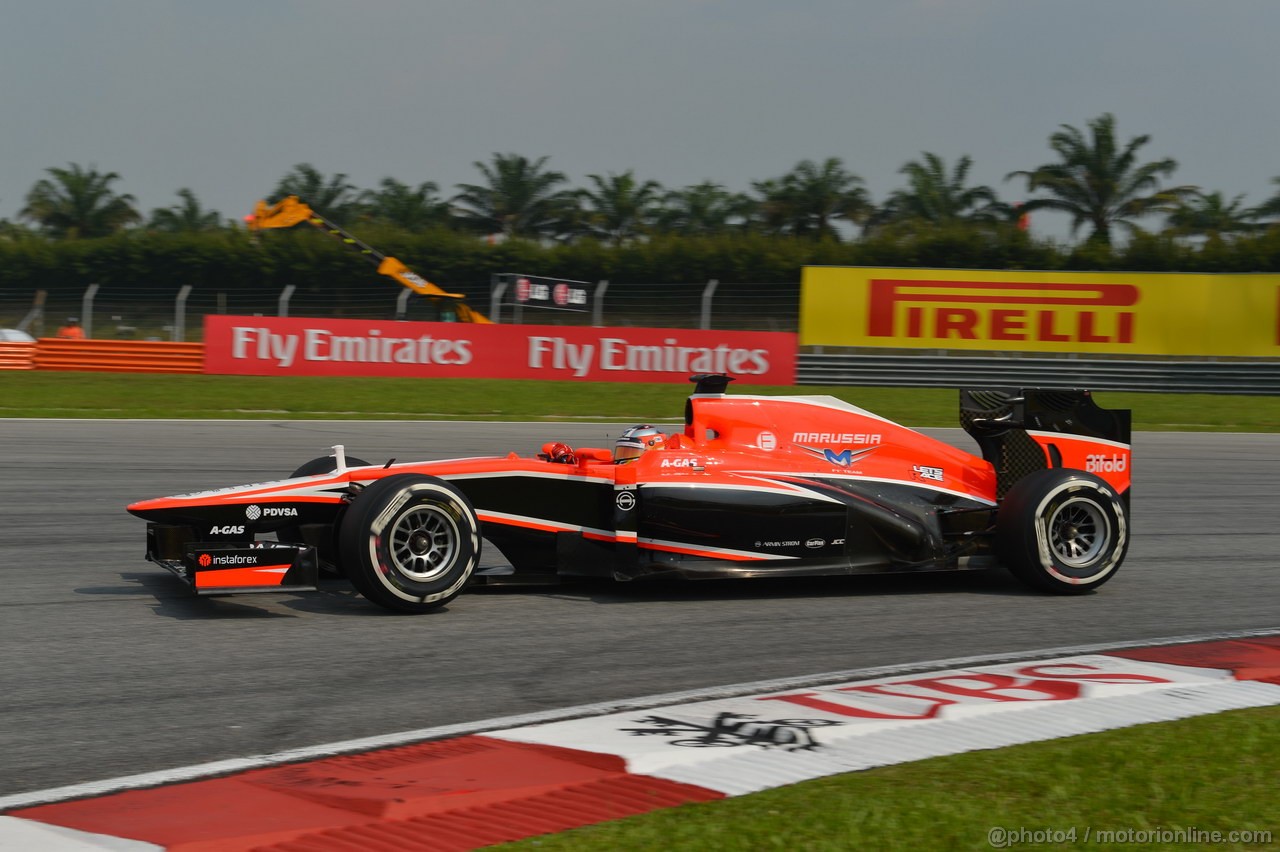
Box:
700;279;719;330
81;283;99;338
16;290;46;336
278;285;296;318
395;288;412;321
489;274;506;324
593;280;610;327
174;285;193;342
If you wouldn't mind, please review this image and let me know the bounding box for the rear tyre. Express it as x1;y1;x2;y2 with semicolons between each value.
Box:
996;469;1128;595
338;474;481;614
277;454;369;575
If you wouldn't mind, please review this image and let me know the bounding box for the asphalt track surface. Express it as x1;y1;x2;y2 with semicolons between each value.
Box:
1;419;1276;799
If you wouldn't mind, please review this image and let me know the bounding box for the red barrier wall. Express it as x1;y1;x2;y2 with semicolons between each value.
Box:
30;339;204;373
204;317;796;384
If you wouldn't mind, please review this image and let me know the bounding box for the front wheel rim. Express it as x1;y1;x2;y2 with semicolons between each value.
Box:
1048;497;1108;567
388;505;459;582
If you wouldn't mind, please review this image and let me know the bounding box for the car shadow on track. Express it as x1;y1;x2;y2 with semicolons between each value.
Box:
469;566;1047;606
95;562;1053;620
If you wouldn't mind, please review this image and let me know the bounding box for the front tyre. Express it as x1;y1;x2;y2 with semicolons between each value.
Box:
996;469;1128;595
277;454;370;576
338;474;481;613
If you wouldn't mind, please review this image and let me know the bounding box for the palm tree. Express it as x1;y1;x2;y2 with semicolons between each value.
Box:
1251;176;1280;224
872;152;1010;231
148;188;223;233
577;171;664;244
1007;113;1196;245
750;158;870;240
20;163;141;238
360;178;450;230
1164;191;1262;239
653;181;751;237
452;153;576;239
269;163;364;220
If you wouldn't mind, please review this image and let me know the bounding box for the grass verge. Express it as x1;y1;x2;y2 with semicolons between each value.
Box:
498;706;1279;850
1;373;1278;430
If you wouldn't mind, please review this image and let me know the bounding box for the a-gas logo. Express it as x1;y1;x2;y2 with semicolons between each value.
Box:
1085;453;1128;473
210;525;245;535
245;504;299;520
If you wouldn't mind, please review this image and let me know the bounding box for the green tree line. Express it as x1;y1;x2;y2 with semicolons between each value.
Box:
4;113;1280;313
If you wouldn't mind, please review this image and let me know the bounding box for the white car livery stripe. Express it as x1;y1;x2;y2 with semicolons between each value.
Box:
637;537;796;561
741;470;998;505
1026;430;1131;450
476;509;615;540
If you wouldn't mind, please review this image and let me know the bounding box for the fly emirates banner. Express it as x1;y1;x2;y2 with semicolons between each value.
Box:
800;266;1280;357
204;316;796;384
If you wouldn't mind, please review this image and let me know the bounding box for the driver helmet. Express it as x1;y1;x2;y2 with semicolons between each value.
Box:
614;424;665;462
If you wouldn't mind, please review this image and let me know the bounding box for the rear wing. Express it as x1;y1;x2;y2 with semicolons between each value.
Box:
960;388;1131;500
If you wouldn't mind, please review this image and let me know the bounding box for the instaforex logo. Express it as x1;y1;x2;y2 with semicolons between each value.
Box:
197;553;259;567
245;504;299;520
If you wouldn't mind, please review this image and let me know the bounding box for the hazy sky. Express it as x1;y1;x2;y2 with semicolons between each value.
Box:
3;1;1277;241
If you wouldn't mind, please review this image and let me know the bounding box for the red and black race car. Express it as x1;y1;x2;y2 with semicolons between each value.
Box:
127;375;1132;614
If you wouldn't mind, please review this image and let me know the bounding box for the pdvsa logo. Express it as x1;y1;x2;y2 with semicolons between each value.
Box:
245;504;299;520
1085;453;1127;473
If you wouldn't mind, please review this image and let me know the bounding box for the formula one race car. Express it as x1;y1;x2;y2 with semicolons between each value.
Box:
126;375;1132;614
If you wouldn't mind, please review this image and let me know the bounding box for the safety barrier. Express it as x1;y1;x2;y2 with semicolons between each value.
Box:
797;351;1280;395
31;339;204;374
0;342;37;370
12;338;1280;392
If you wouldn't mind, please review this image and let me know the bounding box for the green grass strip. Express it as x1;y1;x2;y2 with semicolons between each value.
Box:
498;706;1279;850
1;373;1277;430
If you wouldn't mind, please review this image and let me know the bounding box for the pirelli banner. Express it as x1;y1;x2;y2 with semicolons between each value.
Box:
800;266;1280;357
203;316;796;384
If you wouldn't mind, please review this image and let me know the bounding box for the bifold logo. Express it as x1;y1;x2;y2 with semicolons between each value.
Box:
197;553;259;567
1085;453;1128;473
867;279;1139;344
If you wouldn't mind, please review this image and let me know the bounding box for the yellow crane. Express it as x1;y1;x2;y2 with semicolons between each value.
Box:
247;196;490;323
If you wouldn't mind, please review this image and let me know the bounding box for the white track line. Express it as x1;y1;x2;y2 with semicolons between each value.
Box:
1;625;1276;812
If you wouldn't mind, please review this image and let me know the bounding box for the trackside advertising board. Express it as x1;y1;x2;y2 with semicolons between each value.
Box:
800;266;1280;357
203;316;796;384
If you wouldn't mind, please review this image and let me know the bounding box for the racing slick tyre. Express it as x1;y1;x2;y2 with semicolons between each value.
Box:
277;454;370;576
338;474;481;614
996;469;1128;595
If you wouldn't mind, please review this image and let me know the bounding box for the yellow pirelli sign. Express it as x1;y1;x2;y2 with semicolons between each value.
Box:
800;267;1280;357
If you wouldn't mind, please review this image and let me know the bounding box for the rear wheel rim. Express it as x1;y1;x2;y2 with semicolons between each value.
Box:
1048;497;1107;567
388;505;459;582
